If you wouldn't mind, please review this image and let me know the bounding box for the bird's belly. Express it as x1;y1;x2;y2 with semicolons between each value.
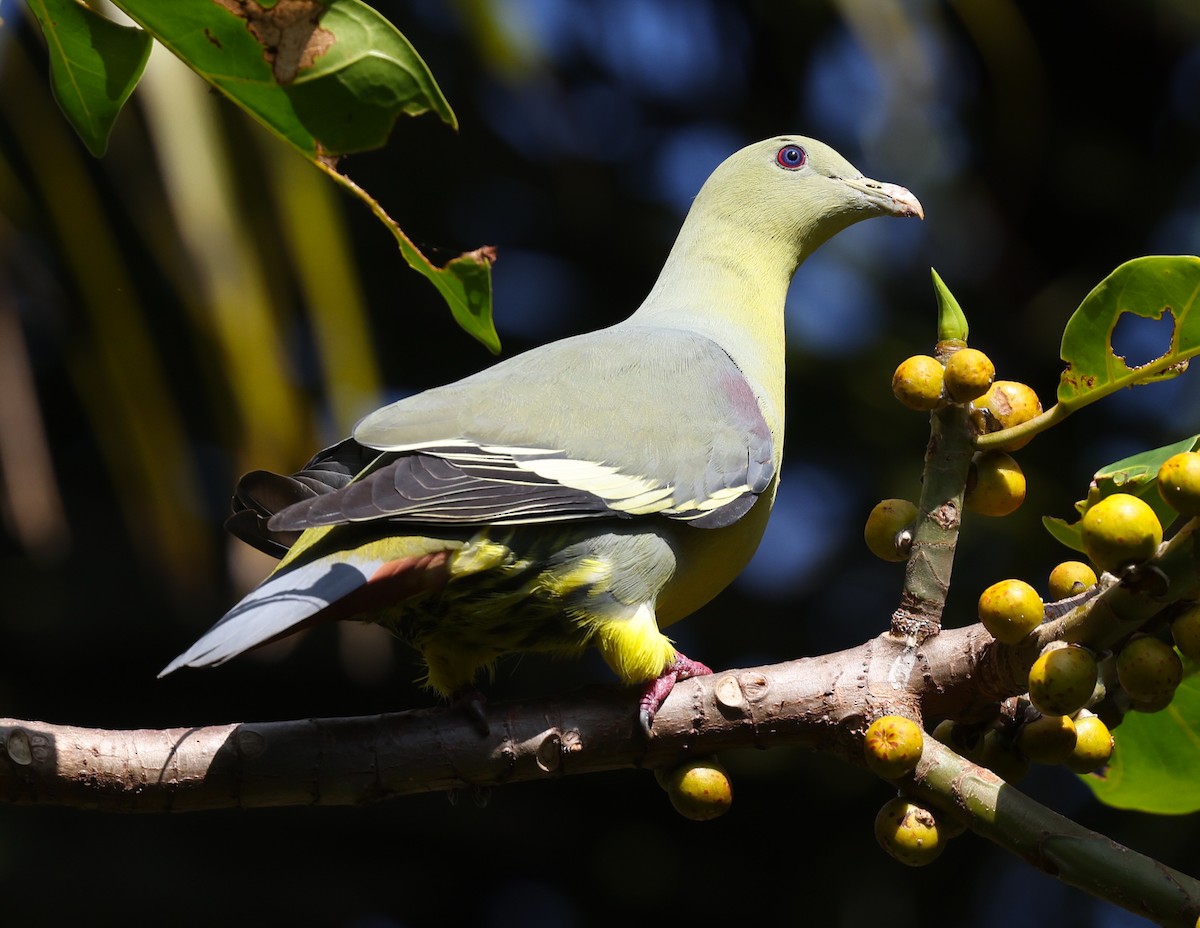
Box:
389;525;676;692
653;489;774;628
371;486;773;693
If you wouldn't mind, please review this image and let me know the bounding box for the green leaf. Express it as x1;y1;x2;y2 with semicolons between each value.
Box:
25;0;152;156
1042;514;1087;555
1043;435;1200;552
1082;662;1200;814
437;248;501;354
1058;255;1200;409
110;0;456;156
108;0;497;350
931;267;968;343
319;165;500;353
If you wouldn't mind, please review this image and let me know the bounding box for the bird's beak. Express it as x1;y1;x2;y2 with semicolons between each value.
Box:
842;176;925;220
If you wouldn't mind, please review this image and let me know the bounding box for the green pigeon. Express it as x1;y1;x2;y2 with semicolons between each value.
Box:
161;136;923;731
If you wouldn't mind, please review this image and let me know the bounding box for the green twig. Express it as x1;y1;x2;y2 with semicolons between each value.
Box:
891;403;975;642
909;738;1200;928
974;401;1071;451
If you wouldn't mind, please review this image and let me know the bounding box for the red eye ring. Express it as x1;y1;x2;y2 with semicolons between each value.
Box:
776;144;807;170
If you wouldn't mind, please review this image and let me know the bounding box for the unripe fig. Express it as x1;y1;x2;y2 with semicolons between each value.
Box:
964;451;1026;517
1066;713;1114;774
874;797;944;867
930;719;973;754
1028;644;1097;717
864;715;925;779
892;355;945;411
977;578;1043;645
977;729;1031;783
1129;691;1176;714
1016;714;1077;765
1171;603;1200;662
1116;636;1183;706
864;498;919;562
664;757;732;821
1080;493;1163;574
1048;560;1098;601
943;347;995;403
1157;451;1200;517
971;380;1042;450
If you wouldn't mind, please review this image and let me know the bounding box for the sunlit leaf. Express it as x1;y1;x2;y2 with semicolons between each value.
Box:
1043;435;1199;552
106;0;497;350
319;164;501;353
932;267;968;343
25;0;151;156
437;248;501;354
111;0;455;155
1082;662;1200;814
1058;255;1200;408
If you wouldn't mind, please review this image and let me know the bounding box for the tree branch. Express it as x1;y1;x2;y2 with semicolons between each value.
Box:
3;624;1199;924
909;738;1200;928
0;628;993;813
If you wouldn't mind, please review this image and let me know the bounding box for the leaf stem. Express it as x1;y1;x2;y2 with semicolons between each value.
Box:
973;401;1071;451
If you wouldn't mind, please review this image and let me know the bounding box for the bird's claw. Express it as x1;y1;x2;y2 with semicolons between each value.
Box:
638;654;713;736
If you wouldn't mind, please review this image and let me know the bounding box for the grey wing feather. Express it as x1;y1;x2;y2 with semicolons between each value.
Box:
227;438;384;555
270;447;621;532
265;326;776;535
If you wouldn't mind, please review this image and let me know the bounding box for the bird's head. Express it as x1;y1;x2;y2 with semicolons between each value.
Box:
694;135;923;256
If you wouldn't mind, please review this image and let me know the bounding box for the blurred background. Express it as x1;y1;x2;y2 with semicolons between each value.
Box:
2;0;1200;925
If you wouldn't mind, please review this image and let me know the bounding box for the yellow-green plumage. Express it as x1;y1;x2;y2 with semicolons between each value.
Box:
160;136;922;723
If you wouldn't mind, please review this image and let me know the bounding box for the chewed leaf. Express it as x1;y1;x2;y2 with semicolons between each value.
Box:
113;0;456;156
1043;515;1085;554
319;165;500;353
1058;256;1200;408
1042;435;1198;550
107;0;495;348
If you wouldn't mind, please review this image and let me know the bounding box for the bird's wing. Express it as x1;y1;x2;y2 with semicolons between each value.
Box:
269;325;776;534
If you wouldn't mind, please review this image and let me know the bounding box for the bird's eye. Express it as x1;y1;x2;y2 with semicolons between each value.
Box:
775;145;807;170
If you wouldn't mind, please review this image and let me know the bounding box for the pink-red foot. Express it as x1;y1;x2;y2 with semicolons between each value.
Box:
638;654;713;736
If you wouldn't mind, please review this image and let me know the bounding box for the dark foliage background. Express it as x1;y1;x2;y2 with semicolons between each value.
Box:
2;1;1200;925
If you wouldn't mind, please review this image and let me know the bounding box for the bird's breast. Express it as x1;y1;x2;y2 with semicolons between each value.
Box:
653;475;778;628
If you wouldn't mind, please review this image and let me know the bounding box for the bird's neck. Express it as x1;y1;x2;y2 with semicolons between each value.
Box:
629;206;819;446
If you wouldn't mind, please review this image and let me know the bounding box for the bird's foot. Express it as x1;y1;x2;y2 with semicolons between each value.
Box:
638;654;713;736
450;685;491;736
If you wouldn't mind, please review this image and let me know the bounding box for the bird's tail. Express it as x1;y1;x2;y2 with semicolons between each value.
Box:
158;553;381;676
158;540;455;677
225;437;383;557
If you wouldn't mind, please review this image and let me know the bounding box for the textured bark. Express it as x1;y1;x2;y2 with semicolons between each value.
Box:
0;625;1032;813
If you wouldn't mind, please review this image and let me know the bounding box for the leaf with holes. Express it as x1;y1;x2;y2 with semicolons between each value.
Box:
106;0;498;351
1058;255;1200;409
1043;435;1199;553
112;0;456;156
